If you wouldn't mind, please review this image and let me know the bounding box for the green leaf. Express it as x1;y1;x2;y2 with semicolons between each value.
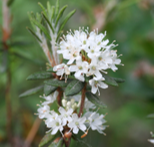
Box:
51;6;55;21
19;85;43;98
44;84;57;96
31;18;51;40
58;9;76;34
55;0;60;17
55;5;68;27
86;92;107;108
26;27;42;43
42;13;54;33
72;135;92;147
26;71;53;80
38;2;47;17
65;80;84;96
48;138;63;147
44;79;68;87
103;74;118;86
39;132;61;147
7;0;15;6
113;77;125;83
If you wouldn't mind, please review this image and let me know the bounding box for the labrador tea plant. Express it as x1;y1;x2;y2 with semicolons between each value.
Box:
20;0;124;146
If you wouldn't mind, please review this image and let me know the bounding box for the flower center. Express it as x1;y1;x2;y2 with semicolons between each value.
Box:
78;66;82;70
56;122;59;126
83;40;86;44
75;122;79;126
91;66;96;71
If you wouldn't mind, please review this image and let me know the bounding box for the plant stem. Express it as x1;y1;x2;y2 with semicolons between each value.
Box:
23;118;42;147
2;0;13;145
78;83;87;117
57;87;62;106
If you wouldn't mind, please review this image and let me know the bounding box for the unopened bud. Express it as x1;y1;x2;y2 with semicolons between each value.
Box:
62;99;67;107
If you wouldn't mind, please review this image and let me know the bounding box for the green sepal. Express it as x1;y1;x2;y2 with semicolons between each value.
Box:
31;18;51;40
44;84;57;96
26;71;53;80
19;85;44;98
58;9;76;34
38;2;47;17
42;13;54;33
55;5;68;27
26;27;42;43
39;132;61;147
65;80;84;96
48;138;63;147
103;74;118;86
44;79;68;87
86;92;107;108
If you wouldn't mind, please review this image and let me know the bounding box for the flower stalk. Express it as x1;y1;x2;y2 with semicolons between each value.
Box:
78;83;87;117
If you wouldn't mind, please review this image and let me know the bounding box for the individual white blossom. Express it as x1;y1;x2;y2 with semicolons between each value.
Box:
37;105;50;119
89;77;108;95
58;107;73;125
68;113;86;134
84;111;106;134
41;91;58;105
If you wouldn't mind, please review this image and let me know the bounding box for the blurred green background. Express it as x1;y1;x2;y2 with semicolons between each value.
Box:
0;0;154;146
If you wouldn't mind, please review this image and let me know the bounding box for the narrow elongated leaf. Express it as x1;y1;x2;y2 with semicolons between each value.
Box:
103;74;118;86
55;0;60;17
44;84;57;96
38;2;47;17
7;0;15;6
31;18;51;40
113;77;125;83
39;132;60;147
26;27;42;43
65;80;84;96
19;85;43;98
42;13;54;33
44;79;68;87
72;135;92;147
51;6;55;21
48;138;63;147
27;71;53;80
86;92;107;108
55;5;68;27
58;10;76;34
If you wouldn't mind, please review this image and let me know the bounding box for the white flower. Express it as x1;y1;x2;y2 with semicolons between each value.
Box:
53;63;70;78
69;57;89;81
149;139;154;145
68;113;86;134
58;107;73;125
37;105;50;119
89;77;108;95
41;91;58;105
84;112;106;134
109;50;121;72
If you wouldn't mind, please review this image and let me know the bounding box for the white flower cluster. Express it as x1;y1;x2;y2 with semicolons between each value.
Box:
149;132;154;145
37;93;106;136
53;28;122;94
